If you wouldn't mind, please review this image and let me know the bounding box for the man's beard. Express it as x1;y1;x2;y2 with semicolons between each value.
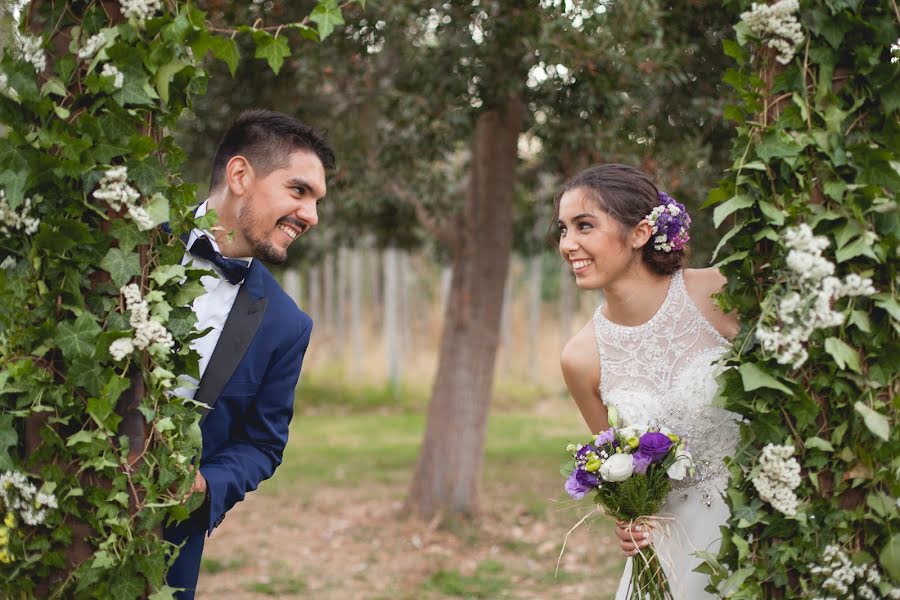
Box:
237;202;288;265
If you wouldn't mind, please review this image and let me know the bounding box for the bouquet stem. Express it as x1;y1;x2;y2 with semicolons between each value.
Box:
628;546;674;600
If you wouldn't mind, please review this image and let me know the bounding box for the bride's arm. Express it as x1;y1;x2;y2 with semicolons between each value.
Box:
560;319;608;433
684;267;740;340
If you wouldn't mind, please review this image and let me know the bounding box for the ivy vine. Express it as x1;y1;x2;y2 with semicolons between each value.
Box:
0;1;355;597
706;0;899;598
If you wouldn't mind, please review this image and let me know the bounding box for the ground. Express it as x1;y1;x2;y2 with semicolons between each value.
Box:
194;400;623;599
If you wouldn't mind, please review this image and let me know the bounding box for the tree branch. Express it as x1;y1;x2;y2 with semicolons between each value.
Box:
387;181;459;249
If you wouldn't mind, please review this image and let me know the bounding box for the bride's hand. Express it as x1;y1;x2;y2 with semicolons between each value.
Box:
615;520;652;557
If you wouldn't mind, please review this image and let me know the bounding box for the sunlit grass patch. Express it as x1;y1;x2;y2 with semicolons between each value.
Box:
200;556;245;574
424;559;510;598
245;574;308;596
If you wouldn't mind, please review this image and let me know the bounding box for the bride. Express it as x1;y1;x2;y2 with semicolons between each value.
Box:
556;164;740;599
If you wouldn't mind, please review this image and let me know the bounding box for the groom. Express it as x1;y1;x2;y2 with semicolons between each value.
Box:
164;110;335;598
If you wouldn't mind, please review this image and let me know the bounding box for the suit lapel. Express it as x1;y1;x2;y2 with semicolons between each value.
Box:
195;264;268;425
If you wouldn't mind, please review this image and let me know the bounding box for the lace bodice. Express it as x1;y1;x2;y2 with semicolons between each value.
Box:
593;270;738;502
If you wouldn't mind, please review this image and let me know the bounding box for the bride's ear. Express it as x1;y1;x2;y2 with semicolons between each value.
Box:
630;219;653;250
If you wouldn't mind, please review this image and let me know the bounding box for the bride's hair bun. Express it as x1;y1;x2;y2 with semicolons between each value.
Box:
554;164;689;275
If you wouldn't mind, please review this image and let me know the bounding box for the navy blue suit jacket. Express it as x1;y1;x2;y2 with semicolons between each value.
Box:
164;260;312;598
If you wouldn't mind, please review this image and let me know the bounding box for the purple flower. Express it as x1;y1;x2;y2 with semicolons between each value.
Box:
594;429;616;446
565;468;599;499
637;432;673;462
632;451;653;474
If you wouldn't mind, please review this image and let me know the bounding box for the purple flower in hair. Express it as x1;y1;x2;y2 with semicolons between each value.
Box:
646;192;691;253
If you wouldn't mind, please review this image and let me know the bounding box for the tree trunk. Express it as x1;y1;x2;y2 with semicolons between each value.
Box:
406;98;524;519
350;248;363;376
383;247;402;391
336;247;348;365
499;262;513;373
527;254;542;381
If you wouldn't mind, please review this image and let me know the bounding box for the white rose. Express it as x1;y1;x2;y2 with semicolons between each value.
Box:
618;424;648;439
599;453;633;482
666;449;693;481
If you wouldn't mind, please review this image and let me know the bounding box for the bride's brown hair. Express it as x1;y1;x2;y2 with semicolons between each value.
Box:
553;163;689;276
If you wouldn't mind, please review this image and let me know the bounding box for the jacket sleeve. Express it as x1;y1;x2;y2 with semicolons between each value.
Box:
199;316;312;535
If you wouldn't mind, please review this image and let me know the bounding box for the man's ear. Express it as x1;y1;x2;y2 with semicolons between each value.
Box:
631;219;653;250
225;156;253;197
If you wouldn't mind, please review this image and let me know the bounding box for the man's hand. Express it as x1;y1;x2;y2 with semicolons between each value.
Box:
182;470;207;504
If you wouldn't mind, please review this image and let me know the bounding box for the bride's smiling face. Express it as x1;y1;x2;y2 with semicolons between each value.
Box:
557;188;638;289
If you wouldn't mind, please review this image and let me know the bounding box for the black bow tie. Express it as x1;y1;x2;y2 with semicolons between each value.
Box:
188;236;250;285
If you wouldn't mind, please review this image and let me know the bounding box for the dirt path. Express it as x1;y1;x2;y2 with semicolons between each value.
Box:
196;484;622;599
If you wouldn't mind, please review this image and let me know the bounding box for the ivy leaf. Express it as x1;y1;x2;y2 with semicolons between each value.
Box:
0;170;29;209
739;363;793;395
209;37;240;77
56;312;102;359
155;59;188;105
881;534;900;582
150;264;186;286
804;436;834;452
713;195;754;228
824;337;862;373
310;0;344;40
100;248;142;288
110;220;150;254
253;31;291;75
0;413;17;470
854;402;889;441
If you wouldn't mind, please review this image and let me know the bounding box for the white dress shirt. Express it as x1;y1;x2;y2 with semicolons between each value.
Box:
175;201;253;400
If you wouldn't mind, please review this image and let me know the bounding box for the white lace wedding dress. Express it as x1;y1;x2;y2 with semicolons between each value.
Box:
593;270;738;599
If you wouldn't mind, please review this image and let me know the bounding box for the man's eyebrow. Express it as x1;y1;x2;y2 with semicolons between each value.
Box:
286;177;324;197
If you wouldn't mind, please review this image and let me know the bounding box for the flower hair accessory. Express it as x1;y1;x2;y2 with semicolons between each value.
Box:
645;191;691;253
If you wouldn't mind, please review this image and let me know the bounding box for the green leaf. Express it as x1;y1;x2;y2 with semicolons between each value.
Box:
146;193;170;228
109;220;149;254
209;37;240;77
835;236;878;263
880;534;900;581
0;170;29;209
824;337;862;373
66;429;95;447
100;248;142;288
155;59;188;105
56;312;102;359
854;402;889;441
0;414;17;470
804;436;834;452
150;264;186;286
310;0;344;40
739;363;793;395
757;201;785;226
713;195;754;228
253;31;291;75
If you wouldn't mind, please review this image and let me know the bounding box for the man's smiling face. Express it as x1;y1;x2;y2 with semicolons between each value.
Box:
235;148;327;264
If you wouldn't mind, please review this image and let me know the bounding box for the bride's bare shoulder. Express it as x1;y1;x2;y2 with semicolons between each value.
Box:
561;318;599;379
683;267;740;339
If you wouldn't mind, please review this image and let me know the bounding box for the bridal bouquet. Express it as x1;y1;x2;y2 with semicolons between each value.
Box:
562;417;693;600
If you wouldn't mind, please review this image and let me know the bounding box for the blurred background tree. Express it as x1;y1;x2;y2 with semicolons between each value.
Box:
175;0;739;520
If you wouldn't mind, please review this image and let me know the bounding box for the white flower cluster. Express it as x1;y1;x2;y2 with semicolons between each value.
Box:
751;443;801;516
100;63;124;89
740;0;805;65
91;167;154;230
77;33;106;60
0;471;58;527
756;224;876;368
110;284;174;360
15;33;46;72
0;190;40;235
0;73;19;101
119;0;162;27
809;544;900;600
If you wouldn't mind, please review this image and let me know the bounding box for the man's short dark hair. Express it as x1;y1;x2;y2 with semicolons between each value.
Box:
210;110;336;190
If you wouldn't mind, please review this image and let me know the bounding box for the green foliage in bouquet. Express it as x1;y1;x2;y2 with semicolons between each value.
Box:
0;1;358;597
704;0;899;598
595;468;672;524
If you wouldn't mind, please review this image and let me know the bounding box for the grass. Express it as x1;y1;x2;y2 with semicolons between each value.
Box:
200;556;246;574
245;574;308;596
262;409;585;495
424;559;510;599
